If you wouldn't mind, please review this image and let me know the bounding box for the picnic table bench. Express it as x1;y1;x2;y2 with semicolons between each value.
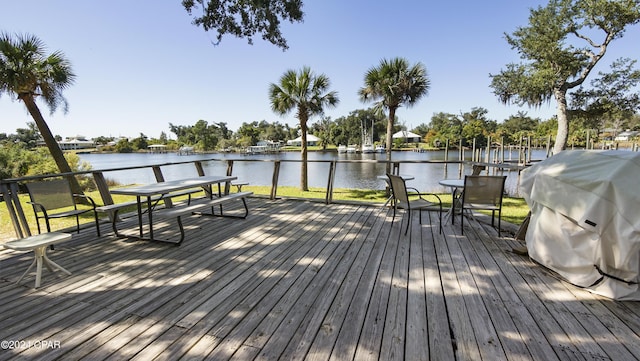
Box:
107;176;251;245
107;191;252;245
95;188;203;215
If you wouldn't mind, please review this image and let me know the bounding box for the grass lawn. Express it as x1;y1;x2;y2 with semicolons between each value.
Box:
1;186;530;241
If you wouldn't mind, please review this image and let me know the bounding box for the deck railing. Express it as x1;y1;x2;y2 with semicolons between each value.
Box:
1;157;525;239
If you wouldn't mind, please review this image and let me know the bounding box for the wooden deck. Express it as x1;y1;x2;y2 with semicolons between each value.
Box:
1;198;639;360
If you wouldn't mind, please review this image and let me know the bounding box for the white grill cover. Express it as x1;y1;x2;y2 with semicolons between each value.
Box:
520;150;640;300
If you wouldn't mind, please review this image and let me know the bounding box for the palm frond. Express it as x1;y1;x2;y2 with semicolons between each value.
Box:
0;32;74;114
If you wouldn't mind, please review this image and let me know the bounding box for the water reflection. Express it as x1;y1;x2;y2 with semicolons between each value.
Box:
79;150;545;196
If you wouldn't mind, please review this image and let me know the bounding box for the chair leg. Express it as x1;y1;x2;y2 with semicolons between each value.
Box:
405;210;411;235
93;210;101;236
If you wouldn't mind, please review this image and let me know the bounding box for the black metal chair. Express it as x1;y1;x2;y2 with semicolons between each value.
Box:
460;175;507;236
26;178;100;236
387;173;442;235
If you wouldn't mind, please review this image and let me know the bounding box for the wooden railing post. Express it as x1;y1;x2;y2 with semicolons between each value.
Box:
92;171;121;222
193;161;214;197
152;165;174;207
224;160;234;195
194;161;206;176
325;160;336;204
458;139;464;178
1;182;31;239
92;171;114;206
270;161;281;200
392;162;400;175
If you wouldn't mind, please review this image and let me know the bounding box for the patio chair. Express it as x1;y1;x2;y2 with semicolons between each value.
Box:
460;175;507;236
26;178;101;237
450;164;486;225
387;173;442;235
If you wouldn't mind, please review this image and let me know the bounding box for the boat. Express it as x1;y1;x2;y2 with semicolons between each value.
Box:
375;145;385;153
246;145;267;155
337;145;347;154
178;146;194;155
361;143;374;154
360;117;376;154
346;145;358;153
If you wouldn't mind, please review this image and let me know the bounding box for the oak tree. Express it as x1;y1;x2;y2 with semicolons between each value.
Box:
490;0;640;154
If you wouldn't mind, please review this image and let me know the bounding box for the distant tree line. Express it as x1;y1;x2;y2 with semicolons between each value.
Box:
3;104;640;158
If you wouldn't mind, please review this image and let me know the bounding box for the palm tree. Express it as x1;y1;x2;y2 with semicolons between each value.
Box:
359;57;430;157
269;67;339;191
0;33;81;193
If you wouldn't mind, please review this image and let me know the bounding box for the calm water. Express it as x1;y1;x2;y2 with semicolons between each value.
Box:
79;150;545;196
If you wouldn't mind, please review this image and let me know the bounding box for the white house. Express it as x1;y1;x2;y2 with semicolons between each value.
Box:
58;136;95;150
287;134;320;146
614;130;639;141
257;140;282;152
392;130;422;143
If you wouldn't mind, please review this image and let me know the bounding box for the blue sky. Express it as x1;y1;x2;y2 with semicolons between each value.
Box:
1;1;638;139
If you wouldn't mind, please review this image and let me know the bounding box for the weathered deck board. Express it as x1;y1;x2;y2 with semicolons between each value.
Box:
1;198;639;360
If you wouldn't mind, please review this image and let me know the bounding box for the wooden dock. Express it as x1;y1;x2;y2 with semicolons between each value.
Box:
1;198;639;360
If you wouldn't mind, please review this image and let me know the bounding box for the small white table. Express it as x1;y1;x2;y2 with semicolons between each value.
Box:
439;179;465;223
3;232;72;288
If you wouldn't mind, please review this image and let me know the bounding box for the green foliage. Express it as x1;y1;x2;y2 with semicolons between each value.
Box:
0;32;75;112
233;120;293;147
0;32;84;193
327;108;387;146
7;122;41;148
169;120;231;151
182;0;304;50
130;133;148;150
115;138;133;153
309;116;333;149
0;143;91;182
93;136;115;146
427;108;497;147
460;107;496;147
269;67;339;121
236;121;262;146
570;57;640;128
0;143;30;179
490;0;640;152
411;123;430;138
359;58;430;110
428;112;463;144
497;112;541;144
269;66;339;190
360;57;430;152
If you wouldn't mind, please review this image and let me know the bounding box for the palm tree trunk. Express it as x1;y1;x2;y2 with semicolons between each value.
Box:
21;95;85;195
300;115;309;191
385;107;396;174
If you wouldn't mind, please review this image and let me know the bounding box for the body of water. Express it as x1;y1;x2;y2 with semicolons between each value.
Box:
79;150;546;196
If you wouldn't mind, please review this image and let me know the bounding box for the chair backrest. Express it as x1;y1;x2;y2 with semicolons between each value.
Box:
387;173;409;206
26;179;76;211
463;175;507;206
